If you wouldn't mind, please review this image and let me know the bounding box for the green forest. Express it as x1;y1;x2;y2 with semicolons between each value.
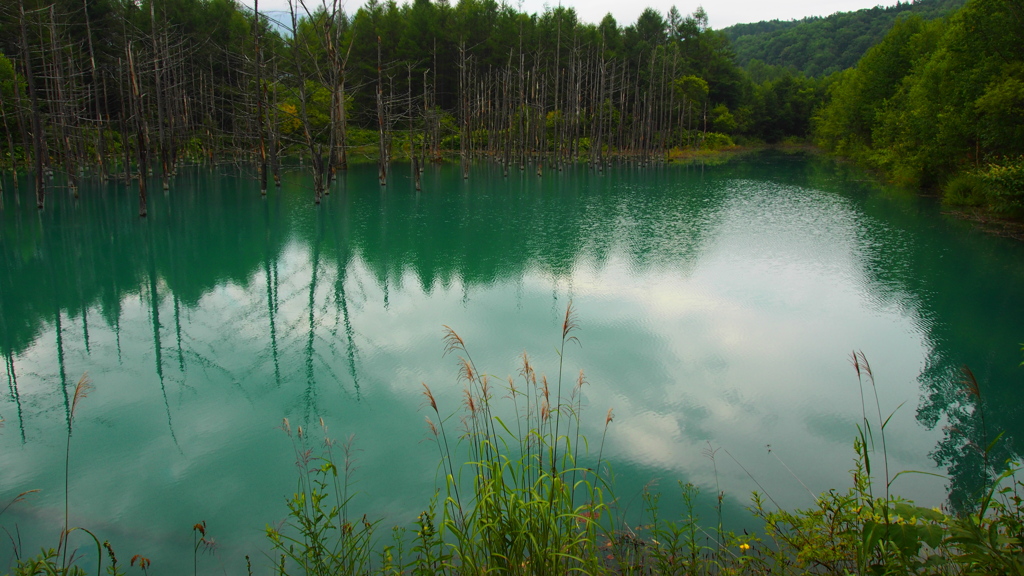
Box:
815;0;1024;217
722;0;965;77
0;0;1021;219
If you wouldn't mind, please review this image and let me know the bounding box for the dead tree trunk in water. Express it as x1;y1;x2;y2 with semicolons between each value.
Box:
335;50;351;174
327;3;353;181
593;42;606;169
408;64;420;191
458;41;469;180
376;36;387;186
47;6;79;198
254;0;267;195
0;86;17;206
82;0;106;180
151;0;170;191
270;60;280;186
116;57;132;183
19;0;45;209
288;0;325;203
127;43;149;217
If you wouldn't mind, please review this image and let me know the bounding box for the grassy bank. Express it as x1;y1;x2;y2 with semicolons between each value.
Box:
4;304;1022;575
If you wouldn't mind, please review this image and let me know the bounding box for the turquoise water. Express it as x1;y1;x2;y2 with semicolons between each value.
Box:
1;151;1022;573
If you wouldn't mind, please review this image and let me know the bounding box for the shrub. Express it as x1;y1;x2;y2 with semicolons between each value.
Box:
942;171;987;208
978;156;1024;216
701;132;737;150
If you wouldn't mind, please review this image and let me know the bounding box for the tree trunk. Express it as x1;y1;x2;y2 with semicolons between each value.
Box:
254;0;267;195
127;43;149;217
18;0;45;209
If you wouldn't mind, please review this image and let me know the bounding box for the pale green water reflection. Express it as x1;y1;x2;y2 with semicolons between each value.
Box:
1;151;1022;573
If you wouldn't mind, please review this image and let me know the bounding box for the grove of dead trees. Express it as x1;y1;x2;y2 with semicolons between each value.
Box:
0;0;728;211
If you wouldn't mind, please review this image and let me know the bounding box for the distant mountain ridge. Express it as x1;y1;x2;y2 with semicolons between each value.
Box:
721;0;965;76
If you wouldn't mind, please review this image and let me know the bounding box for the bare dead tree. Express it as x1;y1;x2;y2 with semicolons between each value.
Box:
326;0;353;181
270;59;280;186
81;0;106;180
407;63;420;191
127;41;148;217
150;0;170;190
0;70;18;205
376;35;387;186
254;0;267;195
458;40;469;179
288;0;326;202
18;0;46;209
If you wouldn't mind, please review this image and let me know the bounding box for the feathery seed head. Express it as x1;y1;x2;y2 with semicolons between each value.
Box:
562;300;578;341
459;357;474;383
960;365;981;399
70;373;93;421
858;351;873;381
520;352;533;380
442;326;465;356
422;382;438;413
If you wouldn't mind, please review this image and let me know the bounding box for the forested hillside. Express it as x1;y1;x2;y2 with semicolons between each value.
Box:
814;0;1024;215
723;0;964;76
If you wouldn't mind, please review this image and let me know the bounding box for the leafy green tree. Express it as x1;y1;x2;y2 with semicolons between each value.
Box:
814;15;939;159
724;0;965;76
748;72;825;142
815;0;1024;205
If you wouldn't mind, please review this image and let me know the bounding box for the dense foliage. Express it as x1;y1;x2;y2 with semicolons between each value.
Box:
722;0;965;77
814;0;1024;215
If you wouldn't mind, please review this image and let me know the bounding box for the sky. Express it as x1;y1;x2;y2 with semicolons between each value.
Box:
242;0;902;30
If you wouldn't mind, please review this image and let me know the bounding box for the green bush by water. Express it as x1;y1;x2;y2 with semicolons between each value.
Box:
943;157;1024;217
942;172;987;208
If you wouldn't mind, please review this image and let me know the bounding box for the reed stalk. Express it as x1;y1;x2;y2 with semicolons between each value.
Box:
61;373;91;569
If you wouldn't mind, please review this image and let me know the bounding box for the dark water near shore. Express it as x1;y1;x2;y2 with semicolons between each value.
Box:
1;151;1023;573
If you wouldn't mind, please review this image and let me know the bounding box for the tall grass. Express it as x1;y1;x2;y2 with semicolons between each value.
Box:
268;302;617;575
266;419;377;576
1;375;161;576
742;352;1023;576
3;374;135;576
6;324;1024;576
262;334;1024;576
62;374;92;568
418;301;616;575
